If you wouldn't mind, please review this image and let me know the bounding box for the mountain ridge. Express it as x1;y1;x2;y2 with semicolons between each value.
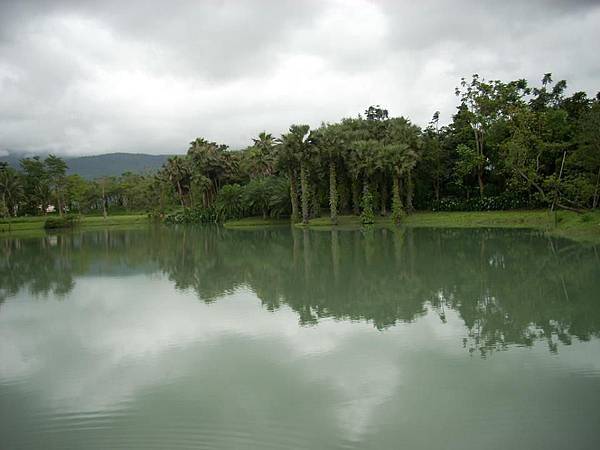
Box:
0;152;178;179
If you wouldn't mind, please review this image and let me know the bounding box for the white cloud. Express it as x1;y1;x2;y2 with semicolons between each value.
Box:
1;0;599;155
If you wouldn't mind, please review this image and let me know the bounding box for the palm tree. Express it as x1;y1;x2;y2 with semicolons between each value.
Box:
278;125;312;224
378;143;413;223
187;138;233;207
294;125;315;225
348;139;379;224
164;156;191;207
315;123;345;225
249;132;276;177
383;117;421;221
275;134;299;223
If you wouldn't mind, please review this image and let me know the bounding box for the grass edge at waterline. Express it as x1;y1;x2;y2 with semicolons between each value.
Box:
224;210;600;242
0;214;149;234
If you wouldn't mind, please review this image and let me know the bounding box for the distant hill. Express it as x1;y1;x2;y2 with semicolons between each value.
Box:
0;152;177;179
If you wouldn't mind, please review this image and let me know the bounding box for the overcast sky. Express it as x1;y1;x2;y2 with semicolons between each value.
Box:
1;0;599;156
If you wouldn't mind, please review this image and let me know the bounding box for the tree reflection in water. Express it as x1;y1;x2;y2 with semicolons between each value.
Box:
2;225;599;356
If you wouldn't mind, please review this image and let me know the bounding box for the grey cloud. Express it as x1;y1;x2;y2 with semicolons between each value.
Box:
0;0;599;155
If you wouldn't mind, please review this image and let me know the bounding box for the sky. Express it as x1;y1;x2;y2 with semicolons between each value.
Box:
1;0;599;157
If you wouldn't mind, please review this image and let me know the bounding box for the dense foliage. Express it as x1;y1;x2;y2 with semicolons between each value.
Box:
1;73;598;222
43;215;80;229
0;155;159;218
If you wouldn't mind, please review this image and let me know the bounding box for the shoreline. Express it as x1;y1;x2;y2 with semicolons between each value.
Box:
226;210;600;243
3;210;599;243
0;214;149;236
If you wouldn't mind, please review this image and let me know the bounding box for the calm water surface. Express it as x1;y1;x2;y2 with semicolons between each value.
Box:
1;225;600;449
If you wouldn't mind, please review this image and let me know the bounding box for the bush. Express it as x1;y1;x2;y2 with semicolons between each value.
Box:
430;192;545;212
0;199;8;218
164;207;217;224
239;177;290;219
164;177;291;224
215;184;245;221
44;215;81;229
360;188;375;225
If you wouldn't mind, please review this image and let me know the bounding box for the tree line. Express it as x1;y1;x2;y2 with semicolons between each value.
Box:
2;73;599;222
0;155;157;218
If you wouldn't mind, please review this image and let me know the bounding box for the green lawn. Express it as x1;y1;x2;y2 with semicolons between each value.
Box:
401;210;600;242
320;210;599;242
229;210;600;243
0;214;149;235
299;215;392;230
4;210;600;243
223;217;290;228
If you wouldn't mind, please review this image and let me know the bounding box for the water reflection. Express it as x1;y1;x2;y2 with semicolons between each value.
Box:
2;226;600;450
2;225;599;356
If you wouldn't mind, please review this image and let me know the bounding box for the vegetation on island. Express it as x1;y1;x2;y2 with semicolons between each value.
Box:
1;73;599;231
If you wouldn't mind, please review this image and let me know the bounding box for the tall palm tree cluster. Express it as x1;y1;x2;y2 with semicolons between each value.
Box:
157;73;600;223
157;107;420;225
3;74;599;221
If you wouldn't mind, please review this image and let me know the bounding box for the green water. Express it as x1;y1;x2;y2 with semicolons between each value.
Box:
1;225;600;449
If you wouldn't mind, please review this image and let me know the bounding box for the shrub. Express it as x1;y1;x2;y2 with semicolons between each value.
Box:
164;178;291;224
360;188;375;225
164;207;217;224
240;177;291;220
0;199;8;218
44;215;81;229
242;178;271;219
216;184;244;221
430;192;545;212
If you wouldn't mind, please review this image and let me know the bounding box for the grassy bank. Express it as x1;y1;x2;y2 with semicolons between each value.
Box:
223;217;290;229
403;210;600;242
227;210;600;242
307;210;600;242
0;214;149;235
4;210;599;243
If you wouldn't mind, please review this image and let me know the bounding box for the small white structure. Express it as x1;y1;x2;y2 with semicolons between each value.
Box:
45;205;56;213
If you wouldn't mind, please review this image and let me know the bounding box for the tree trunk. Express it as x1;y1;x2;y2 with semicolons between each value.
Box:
176;180;185;207
593;167;600;209
406;170;414;213
474;128;485;199
310;184;320;219
289;169;299;223
329;160;338;225
300;161;309;225
392;175;404;224
2;192;10;218
351;178;360;215
551;150;567;212
57;192;63;217
380;178;387;216
360;177;375;225
477;167;484;199
101;184;107;219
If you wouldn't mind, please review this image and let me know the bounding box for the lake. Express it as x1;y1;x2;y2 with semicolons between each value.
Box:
1;225;600;449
